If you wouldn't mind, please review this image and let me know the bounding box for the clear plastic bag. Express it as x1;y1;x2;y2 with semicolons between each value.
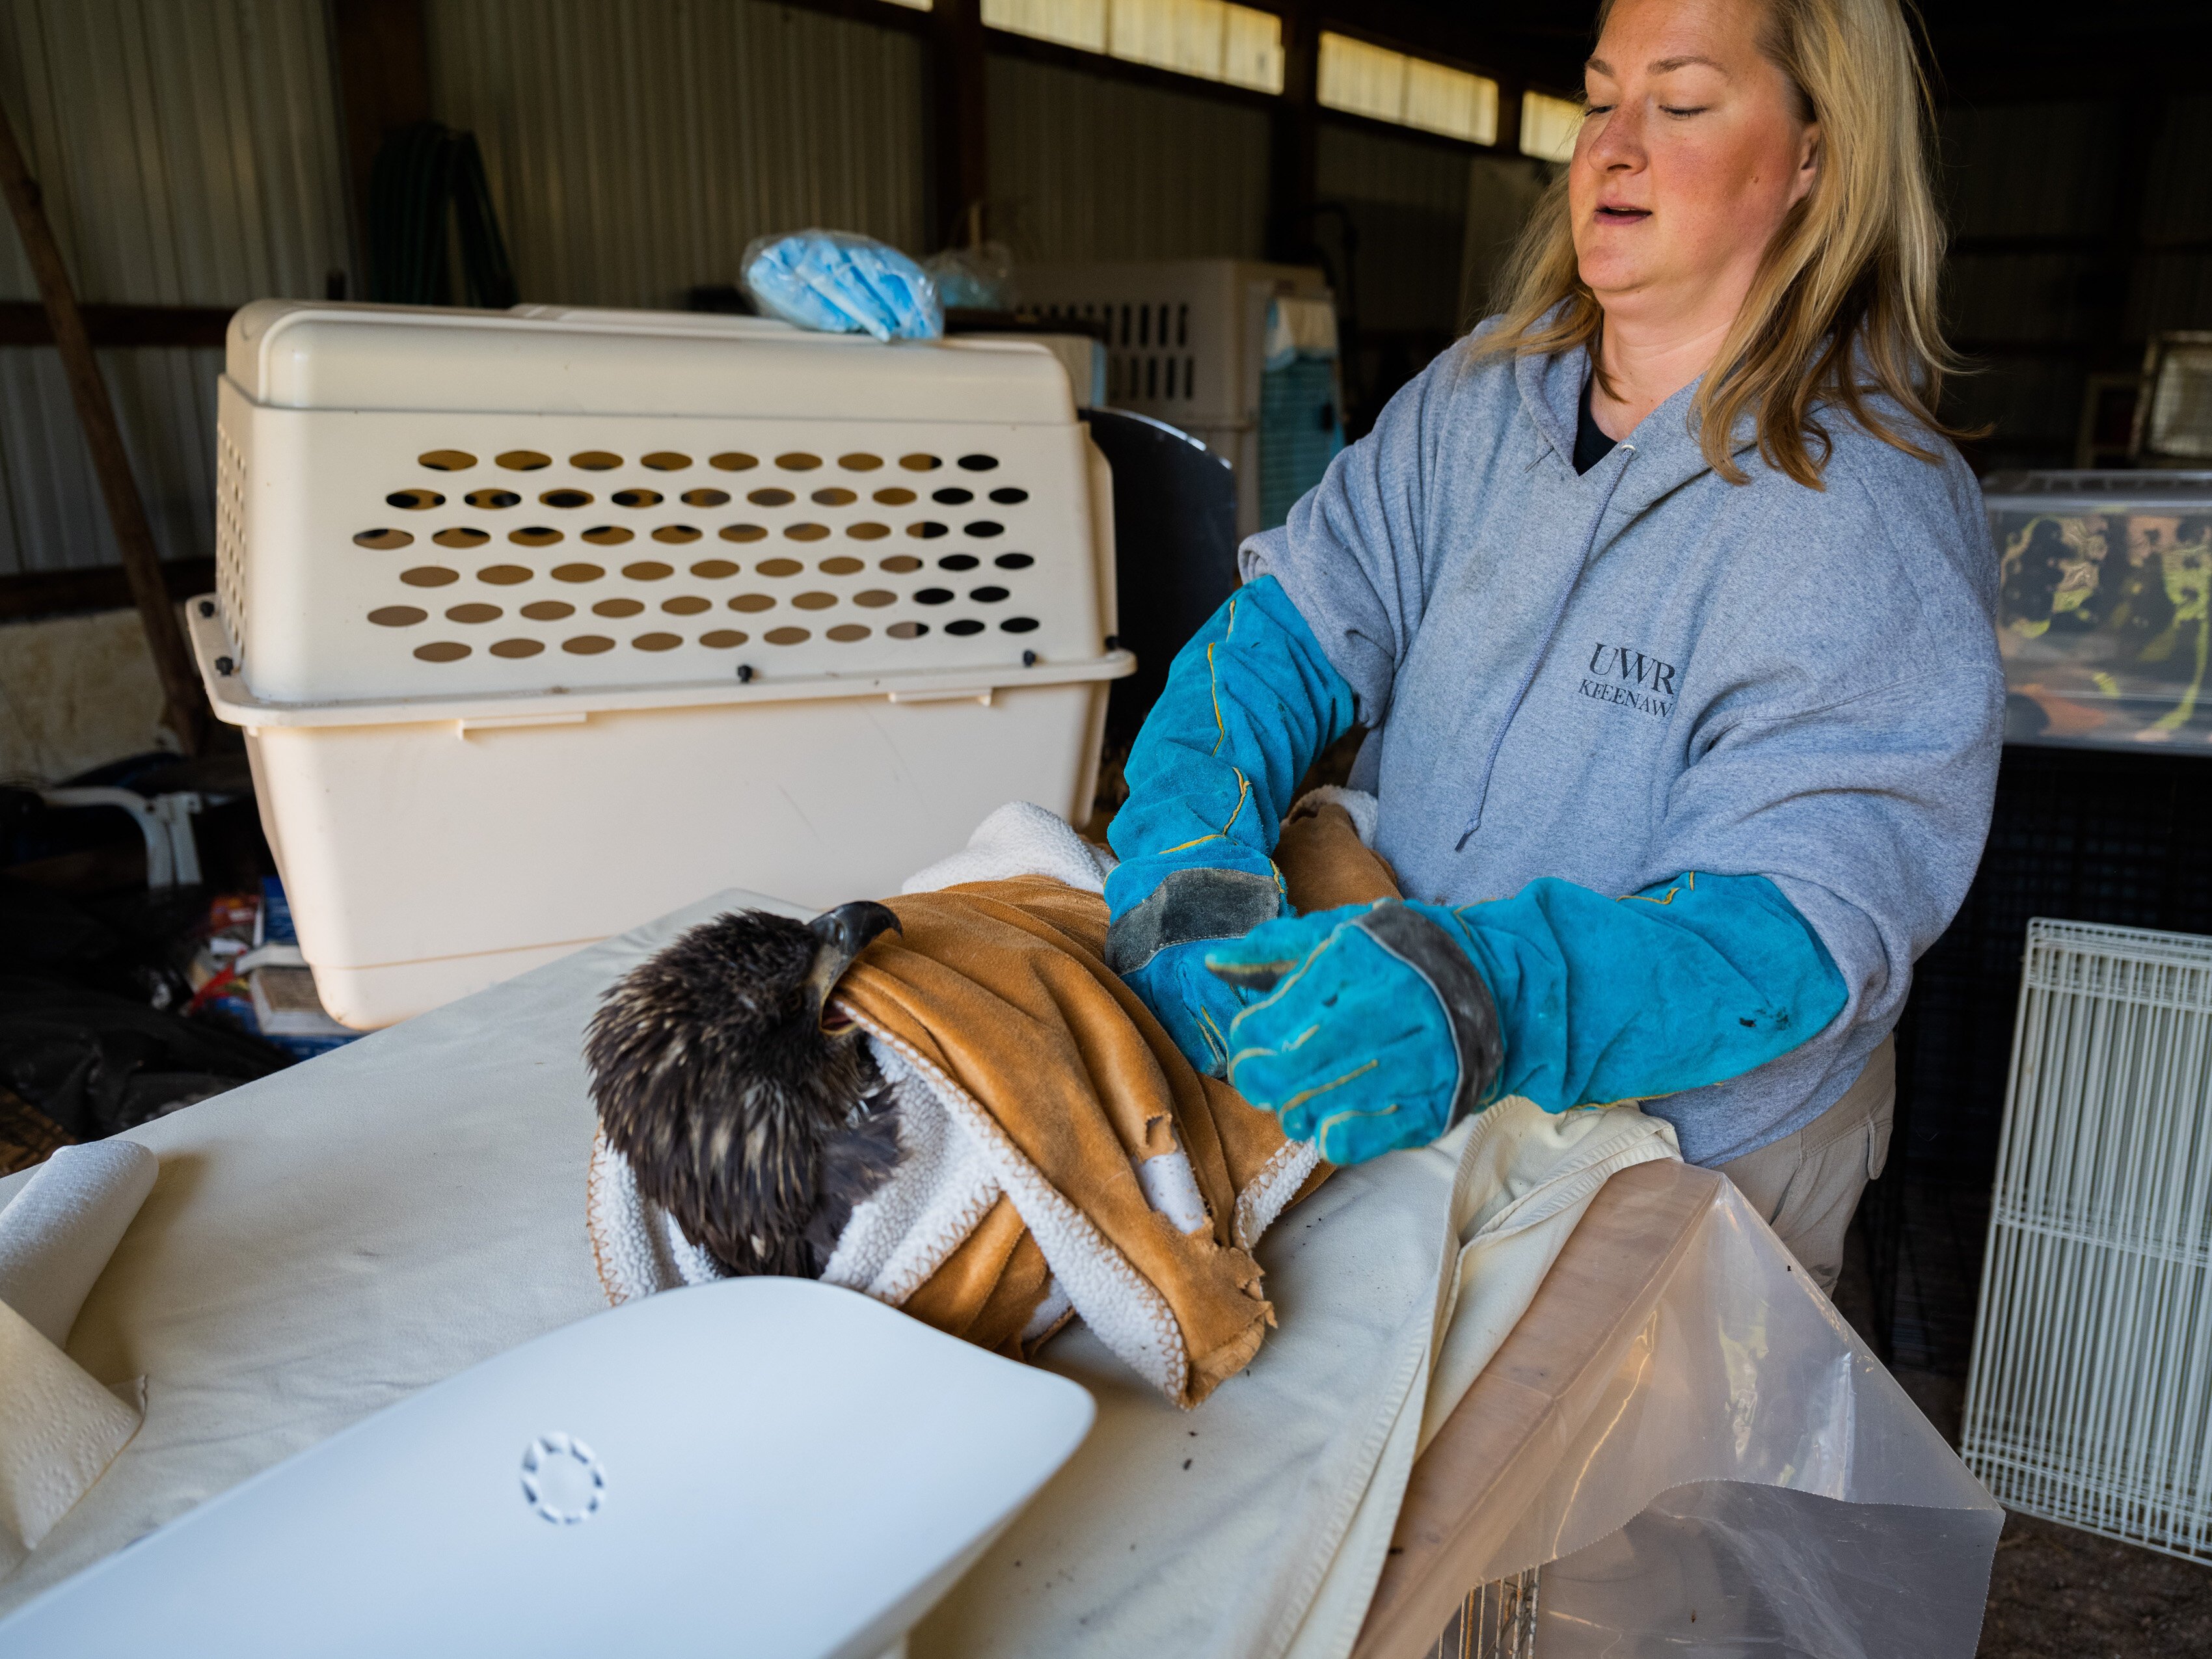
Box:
739;229;943;342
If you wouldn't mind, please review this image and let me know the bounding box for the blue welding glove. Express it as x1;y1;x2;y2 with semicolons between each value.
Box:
1104;578;1358;1076
741;230;944;342
1207;874;1849;1165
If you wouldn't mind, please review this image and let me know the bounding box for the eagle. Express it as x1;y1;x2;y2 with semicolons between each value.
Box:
584;902;904;1278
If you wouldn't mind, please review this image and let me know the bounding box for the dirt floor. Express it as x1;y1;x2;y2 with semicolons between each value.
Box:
1830;1225;2212;1657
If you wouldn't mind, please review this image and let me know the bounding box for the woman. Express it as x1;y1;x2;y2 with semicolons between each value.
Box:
1102;0;2002;1291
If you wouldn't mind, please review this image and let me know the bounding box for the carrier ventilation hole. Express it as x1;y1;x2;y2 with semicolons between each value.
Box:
915;588;952;605
971;586;1009;603
583;526;632;545
748;489;794;507
497;450;551;471
908;522;947;540
756;558;802;577
819;557;863;575
521;600;574;620
511;527;562;546
663;595;710;615
641;452;691;471
839;453;882;471
776;453;821;471
710;452;759;472
812;488;856;507
652;526;701;545
966;521;1004;537
722;524;767;543
792;592;836;611
766;627;809;644
880;556;922;573
681;489;729;507
701;630;747;647
939;554;979;572
995;552;1034;569
419;449;476;471
933;487;971;506
854;589;896;608
898;454;941;472
401;566;459;587
690;560;739;579
945;618;985;636
957;454;1000;472
593;599;644;618
415;641;470;661
874;488;916;506
552;563;605;583
612;489;662;508
633;632;681;651
571;451;621;471
448;603;502;623
491;638;544;658
388;489;443;510
785;524;829;542
563;636;614;654
623;561;673;580
730;594;774;613
369;606;425;627
1003;617;1040;634
435;528;490;548
827;624;869;642
466;489;522;509
887;621;927;640
990;488;1029;505
848;523;889;541
541;489;592;509
355;529;412;549
478;565;533;586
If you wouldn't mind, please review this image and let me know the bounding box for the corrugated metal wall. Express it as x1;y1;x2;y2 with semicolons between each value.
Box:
0;0;350;576
988;53;1269;263
1315;123;1468;337
430;0;927;309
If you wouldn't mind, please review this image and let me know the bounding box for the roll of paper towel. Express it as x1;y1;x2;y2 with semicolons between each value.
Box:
0;1141;159;1349
0;1140;157;1576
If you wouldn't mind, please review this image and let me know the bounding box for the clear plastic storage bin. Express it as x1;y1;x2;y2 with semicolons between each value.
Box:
1985;470;2212;751
197;301;1131;1028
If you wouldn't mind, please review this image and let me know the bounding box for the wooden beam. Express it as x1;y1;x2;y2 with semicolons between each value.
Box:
929;0;990;250
0;105;206;754
0;301;232;348
1267;0;1321;262
329;0;432;276
0;558;217;625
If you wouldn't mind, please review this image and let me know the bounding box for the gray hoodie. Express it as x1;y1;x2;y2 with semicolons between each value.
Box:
1242;328;2003;1165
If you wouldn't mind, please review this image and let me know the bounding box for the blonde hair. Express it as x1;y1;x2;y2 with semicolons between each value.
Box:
1481;0;1961;487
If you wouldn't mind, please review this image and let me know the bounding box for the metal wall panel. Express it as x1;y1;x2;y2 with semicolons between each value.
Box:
0;0;349;576
1314;122;1468;335
429;0;928;309
988;52;1269;265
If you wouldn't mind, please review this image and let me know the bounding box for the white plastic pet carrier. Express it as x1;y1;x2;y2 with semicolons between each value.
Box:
1962;918;2212;1559
1019;260;1334;538
197;301;1130;1029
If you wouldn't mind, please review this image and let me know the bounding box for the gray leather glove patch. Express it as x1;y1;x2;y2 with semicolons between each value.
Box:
1105;867;1282;975
1351;902;1505;1128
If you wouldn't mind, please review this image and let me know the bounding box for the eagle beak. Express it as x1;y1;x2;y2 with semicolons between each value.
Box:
805;900;902;1014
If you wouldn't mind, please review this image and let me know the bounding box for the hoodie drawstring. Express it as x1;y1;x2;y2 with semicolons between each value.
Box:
1456;442;1636;850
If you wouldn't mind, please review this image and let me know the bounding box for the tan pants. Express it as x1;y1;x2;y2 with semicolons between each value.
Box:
1716;1037;1895;1294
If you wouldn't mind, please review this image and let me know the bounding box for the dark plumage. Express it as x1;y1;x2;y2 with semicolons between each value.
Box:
585;902;904;1278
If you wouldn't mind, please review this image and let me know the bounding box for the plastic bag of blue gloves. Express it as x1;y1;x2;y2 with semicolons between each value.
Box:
740;230;943;343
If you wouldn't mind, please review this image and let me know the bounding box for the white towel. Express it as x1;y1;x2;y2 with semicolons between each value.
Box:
900;800;1116;897
0;1140;156;1578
